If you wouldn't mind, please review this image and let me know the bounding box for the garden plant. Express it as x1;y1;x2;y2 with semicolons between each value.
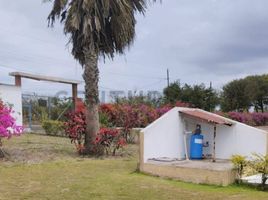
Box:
0;100;23;158
231;155;247;184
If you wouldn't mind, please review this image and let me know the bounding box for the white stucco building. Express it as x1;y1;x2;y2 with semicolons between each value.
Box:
139;107;268;185
141;107;268;162
0;83;23;126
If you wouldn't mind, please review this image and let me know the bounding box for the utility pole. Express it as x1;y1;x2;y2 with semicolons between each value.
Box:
167;68;170;87
209;81;212;112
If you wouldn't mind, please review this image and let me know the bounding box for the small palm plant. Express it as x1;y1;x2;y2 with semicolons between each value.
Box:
250;153;268;190
231;154;247;184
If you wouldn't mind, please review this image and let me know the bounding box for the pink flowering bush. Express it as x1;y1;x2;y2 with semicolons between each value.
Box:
251;112;268;126
227;112;268;126
0;100;24;157
228;112;253;125
155;105;172;117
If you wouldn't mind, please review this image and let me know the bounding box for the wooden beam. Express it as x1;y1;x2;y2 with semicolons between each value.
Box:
72;83;78;110
10;72;81;85
15;75;21;86
213;125;216;162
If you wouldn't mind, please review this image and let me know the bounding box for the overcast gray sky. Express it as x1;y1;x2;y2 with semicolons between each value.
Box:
0;0;267;97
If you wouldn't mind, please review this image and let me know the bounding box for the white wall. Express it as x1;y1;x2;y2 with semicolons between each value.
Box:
214;125;236;159
0;84;23;126
235;124;267;157
143;108;183;162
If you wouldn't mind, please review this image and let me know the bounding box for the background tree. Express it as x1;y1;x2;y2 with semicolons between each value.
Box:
204;85;219;111
221;79;251;112
47;0;156;154
245;75;268;112
163;82;219;111
181;84;219;111
221;74;268;112
163;81;182;104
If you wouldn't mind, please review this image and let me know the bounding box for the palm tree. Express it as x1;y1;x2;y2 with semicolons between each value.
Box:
47;0;156;154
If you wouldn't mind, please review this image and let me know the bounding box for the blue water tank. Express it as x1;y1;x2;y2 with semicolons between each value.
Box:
190;134;203;159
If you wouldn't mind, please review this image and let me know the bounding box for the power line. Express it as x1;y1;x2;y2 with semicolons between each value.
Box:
102;71;167;80
0;63;36;74
0;49;167;81
0;27;63;45
135;79;165;90
0;48;74;66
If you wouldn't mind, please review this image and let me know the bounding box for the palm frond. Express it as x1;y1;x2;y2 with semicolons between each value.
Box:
47;0;158;65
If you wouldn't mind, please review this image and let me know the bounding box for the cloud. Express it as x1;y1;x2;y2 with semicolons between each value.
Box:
0;0;267;98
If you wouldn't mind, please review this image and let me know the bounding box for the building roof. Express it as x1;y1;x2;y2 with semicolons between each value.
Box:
9;72;81;85
179;109;233;126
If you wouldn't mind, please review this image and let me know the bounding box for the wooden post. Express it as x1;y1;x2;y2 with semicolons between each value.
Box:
72;84;78;110
266;132;268;155
184;133;189;160
139;132;145;171
213;125;216;162
15;75;22;86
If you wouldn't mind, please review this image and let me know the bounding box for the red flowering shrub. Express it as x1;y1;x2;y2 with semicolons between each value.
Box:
111;104;138;142
99;102;191;142
99;104;117;124
93;128;126;156
100;103;160;142
136;104;159;127
64;111;86;154
65;101;193;154
64;110;126;156
75;98;86;112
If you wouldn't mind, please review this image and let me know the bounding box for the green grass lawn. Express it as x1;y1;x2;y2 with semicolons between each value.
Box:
0;134;267;200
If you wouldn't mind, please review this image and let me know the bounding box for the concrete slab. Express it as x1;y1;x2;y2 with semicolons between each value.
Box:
140;159;236;186
147;159;233;171
242;174;268;185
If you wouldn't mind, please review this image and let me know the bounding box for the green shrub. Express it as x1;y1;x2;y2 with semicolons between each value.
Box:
42;120;64;136
99;112;113;128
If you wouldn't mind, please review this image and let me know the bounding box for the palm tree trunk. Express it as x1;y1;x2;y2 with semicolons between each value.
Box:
83;49;100;154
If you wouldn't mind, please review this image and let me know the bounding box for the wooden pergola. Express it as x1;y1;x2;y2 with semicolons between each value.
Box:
9;72;81;107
